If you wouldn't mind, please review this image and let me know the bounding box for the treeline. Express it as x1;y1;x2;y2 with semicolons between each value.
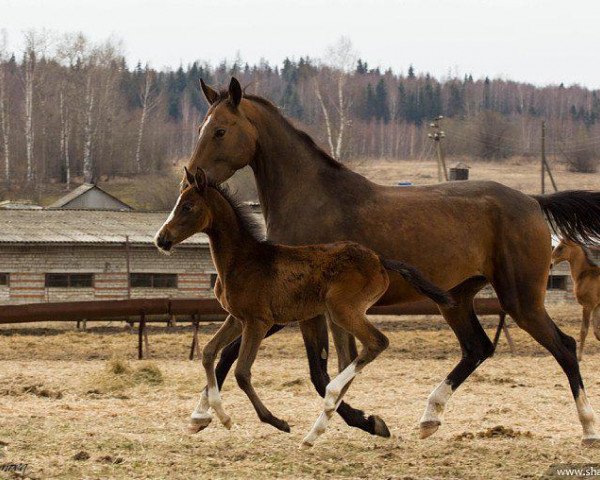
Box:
0;32;599;191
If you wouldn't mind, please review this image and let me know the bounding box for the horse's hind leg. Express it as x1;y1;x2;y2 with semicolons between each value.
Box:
302;305;389;447
494;256;600;444
300;315;390;438
420;276;493;439
507;303;599;444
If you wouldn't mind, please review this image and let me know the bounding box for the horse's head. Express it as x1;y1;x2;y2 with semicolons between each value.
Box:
155;167;212;255
185;77;259;187
551;239;576;267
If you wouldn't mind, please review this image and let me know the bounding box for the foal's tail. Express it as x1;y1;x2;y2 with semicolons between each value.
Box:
380;258;453;306
533;191;600;244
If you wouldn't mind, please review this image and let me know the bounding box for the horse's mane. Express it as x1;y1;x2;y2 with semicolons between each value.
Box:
581;246;600;267
211;90;345;171
208;179;268;244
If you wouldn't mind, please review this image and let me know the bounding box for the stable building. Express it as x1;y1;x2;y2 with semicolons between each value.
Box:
0;209;215;305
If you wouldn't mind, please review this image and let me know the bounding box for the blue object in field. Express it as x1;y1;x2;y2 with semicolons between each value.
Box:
396;181;413;187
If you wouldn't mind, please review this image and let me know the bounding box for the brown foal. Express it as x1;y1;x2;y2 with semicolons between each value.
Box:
155;167;451;447
552;240;600;360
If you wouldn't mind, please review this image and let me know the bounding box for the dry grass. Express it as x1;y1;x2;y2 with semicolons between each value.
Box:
351;156;600;194
0;303;599;479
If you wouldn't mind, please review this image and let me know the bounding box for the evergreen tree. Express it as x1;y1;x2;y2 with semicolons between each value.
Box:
374;78;390;123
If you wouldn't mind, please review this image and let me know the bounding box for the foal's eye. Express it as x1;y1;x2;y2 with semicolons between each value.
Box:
181;203;192;213
215;128;226;138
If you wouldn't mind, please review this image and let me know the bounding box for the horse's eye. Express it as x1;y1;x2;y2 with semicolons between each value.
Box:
181;203;192;213
215;128;226;138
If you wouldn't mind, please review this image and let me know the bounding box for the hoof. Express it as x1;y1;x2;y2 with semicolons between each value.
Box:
188;415;212;433
221;416;232;430
300;438;314;449
582;435;600;446
419;420;441;439
370;415;391;438
275;420;291;433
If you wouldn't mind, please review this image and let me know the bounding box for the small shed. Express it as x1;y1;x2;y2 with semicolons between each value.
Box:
48;184;133;211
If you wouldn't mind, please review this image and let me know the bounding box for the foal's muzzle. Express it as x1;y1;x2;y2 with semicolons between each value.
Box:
155;232;173;253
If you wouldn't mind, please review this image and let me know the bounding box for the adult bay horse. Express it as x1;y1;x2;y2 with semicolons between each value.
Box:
186;77;600;444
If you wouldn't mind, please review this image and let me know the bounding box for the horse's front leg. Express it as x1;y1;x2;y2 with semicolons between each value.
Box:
190;315;242;432
235;320;291;432
213;324;286;389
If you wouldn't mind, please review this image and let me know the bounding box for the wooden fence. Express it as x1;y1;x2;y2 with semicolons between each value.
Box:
0;297;511;359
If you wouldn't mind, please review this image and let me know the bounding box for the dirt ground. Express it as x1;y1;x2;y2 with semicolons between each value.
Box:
1;304;600;479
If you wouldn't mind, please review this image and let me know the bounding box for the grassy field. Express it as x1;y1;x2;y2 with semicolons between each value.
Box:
351;156;599;193
1;304;600;479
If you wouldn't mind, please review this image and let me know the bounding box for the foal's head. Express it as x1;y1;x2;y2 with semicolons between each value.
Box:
551;239;579;266
155;167;212;255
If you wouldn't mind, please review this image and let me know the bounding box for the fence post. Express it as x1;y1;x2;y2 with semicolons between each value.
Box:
138;312;146;360
189;314;200;361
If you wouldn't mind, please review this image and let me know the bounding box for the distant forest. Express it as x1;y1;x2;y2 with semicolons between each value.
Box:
0;32;599;190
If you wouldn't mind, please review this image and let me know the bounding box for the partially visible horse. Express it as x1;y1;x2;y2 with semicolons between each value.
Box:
185;77;600;444
155;167;451;446
552;240;600;360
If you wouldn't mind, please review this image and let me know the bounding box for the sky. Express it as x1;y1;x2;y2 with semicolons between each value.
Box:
1;0;599;88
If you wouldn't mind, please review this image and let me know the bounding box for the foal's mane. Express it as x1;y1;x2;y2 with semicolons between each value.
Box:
211;90;345;171
209;180;267;244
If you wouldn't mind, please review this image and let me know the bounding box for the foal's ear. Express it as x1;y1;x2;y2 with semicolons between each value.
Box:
228;77;242;108
194;168;208;193
200;79;219;105
184;166;195;187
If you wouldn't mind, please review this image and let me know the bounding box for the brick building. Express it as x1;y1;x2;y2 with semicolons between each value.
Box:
0;209;215;304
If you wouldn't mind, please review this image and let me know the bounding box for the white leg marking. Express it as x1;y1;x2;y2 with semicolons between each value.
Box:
577;390;600;443
302;361;359;447
189;388;213;431
420;380;453;437
207;383;232;429
324;361;358;412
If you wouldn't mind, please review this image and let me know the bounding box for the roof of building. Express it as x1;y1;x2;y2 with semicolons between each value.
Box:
47;184;133;210
0;200;43;210
0;209;208;246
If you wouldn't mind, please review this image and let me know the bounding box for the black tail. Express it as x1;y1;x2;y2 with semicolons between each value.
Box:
380;258;453;306
533;191;600;244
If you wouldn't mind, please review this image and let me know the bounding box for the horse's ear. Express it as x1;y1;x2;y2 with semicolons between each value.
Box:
229;77;242;108
184;166;195;187
200;79;219;105
194;168;208;193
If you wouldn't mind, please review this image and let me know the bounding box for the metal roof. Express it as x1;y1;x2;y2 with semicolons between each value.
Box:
47;183;133;210
0;209;209;246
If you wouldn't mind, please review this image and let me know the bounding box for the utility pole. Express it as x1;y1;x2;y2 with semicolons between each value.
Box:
541;121;545;194
428;116;448;182
541;121;558;193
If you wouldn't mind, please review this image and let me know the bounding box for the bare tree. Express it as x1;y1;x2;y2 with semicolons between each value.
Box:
135;67;157;173
0;30;10;186
314;37;356;160
22;30;50;184
59;88;71;188
82;75;94;183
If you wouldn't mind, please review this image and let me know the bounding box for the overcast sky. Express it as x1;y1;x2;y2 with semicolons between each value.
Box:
2;0;599;88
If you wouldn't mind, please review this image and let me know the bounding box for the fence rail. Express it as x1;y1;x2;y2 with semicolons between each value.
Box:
0;297;508;358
